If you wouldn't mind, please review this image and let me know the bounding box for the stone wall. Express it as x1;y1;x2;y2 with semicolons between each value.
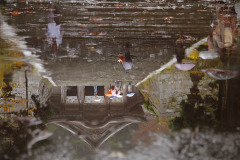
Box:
142;70;192;118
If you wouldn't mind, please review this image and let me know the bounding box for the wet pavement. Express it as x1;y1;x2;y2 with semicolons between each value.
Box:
0;0;240;160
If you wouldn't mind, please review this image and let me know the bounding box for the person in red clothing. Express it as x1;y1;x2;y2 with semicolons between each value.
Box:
118;43;133;72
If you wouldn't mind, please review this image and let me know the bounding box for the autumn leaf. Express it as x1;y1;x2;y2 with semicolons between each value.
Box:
11;10;23;16
91;18;103;22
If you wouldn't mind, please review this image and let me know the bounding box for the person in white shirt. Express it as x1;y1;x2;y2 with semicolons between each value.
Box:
46;3;62;51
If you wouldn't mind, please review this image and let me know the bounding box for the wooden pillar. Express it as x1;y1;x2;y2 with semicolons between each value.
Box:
123;84;128;112
77;86;85;104
61;86;66;103
135;86;140;98
104;85;109;104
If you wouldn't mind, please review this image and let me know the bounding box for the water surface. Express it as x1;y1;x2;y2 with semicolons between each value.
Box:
0;0;240;159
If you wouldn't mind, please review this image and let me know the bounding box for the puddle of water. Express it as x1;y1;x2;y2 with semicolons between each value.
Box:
0;1;240;160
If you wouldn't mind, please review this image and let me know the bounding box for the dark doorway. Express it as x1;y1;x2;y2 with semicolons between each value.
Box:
85;86;104;96
66;86;77;96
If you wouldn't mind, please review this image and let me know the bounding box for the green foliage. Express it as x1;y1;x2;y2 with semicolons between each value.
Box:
169;97;218;131
143;102;158;116
0;118;47;160
169;117;184;131
33;103;54;123
195;58;222;70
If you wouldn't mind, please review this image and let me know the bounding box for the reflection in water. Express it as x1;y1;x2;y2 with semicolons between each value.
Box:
213;4;237;55
2;71;13;98
138;3;240;132
0;0;240;159
0;117;51;160
46;3;62;52
174;36;195;71
140;32;240;134
201;4;240;80
142;40;239;132
0;37;39;116
202;68;239;80
175;63;195;71
200;4;238;59
199;34;219;59
175;36;185;64
37;79;146;149
118;43;133;72
169;73;216;131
